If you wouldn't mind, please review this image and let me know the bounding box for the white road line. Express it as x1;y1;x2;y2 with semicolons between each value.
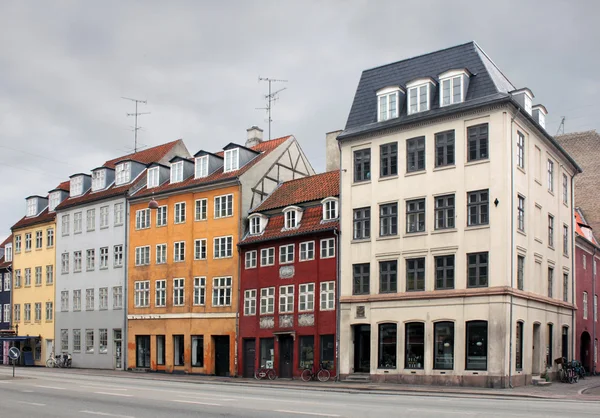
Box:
35;385;65;390
94;391;134;397
17;401;46;406
274;411;340;417
408;410;475;415
176;394;234;401
82;385;128;391
22;390;35;393
80;411;135;418
173;400;221;406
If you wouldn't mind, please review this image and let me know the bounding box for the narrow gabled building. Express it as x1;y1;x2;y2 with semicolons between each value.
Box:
54;140;189;369
126;127;314;375
237;171;339;379
0;234;13;364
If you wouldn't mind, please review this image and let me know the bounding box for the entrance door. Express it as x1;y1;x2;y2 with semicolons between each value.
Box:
581;332;591;372
532;324;541;375
243;339;256;378
113;329;122;370
136;335;150;368
46;340;54;360
279;335;294;378
353;325;371;373
214;336;230;377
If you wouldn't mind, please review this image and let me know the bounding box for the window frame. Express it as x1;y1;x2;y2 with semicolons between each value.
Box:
352;263;370;295
377;89;399;121
435;194;455;230
406;198;426;233
353;148;371;183
406;136;426;172
279;244;294;264
467;190;489;227
380;142;398;177
467;252;489;288
433;321;455;370
299;241;315;261
379;203;398;237
174;202;186;224
378;323;398;369
467;123;489;162
435;130;455;167
353;207;370;240
379;260;397;294
260;247;275;266
434;255;455;290
224;148;240;172
516;131;525;169
465;320;488;371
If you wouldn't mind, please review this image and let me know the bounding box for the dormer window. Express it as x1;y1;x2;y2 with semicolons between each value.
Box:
249;214;267;235
91;170;106;191
195;155;208;178
439;70;470;107
224;148;239;172
170;161;183;183
377;87;400;122
147;167;159;188
49;192;61;212
524;95;532;115
26;199;37;217
5;243;12;262
283;206;302;230
408;84;429;114
322;197;339;221
115;162;131;186
70;176;83;197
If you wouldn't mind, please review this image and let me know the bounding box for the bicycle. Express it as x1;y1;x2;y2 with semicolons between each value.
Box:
254;367;277;380
556;357;578;384
46;352;64;368
301;362;330;382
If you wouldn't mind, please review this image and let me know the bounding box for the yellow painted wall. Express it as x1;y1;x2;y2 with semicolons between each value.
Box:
12;220;57;365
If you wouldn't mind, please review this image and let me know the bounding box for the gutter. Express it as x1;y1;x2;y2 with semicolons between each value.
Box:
571;175;576;364
334;138;342;382
592;245;597;374
237;226;338;248
123;201;130;370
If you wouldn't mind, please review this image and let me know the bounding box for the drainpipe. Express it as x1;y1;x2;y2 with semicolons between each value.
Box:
334;139;342;383
123;201;129;370
592;245;597;373
571;175;576;363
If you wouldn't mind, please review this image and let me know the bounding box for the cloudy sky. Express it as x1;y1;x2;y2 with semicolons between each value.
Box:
1;0;599;238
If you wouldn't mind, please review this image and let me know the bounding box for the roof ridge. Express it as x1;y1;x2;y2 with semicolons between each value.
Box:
556;129;598;138
472;41;516;91
104;139;182;167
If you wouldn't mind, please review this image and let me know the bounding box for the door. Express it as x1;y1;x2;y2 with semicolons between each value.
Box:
243;339;256;378
113;329;122;370
532;323;541;375
353;325;371;373
581;332;591;372
279;335;294;378
214;336;230;377
46;340;54;360
136;335;150;368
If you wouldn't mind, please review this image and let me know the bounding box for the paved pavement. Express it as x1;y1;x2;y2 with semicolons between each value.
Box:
0;367;599;417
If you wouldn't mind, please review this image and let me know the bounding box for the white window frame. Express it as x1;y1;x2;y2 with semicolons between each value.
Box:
73;211;82;234
195;198;208;221
322;198;338;221
135;208;150;230
112;286;123;309
61;291;69;312
407;82;430;114
244;289;257;316
245;250;257;269
174;241;185;262
261;247;275;266
46;265;53;285
99;287;108;310
174;202;186;224
114;245;123;267
70;176;83;197
156;243;167;264
49;191;61;212
279;285;294;313
320;238;335;259
115;162;131;185
92;169;106;191
170;161;184;183
212;276;232;307
134;281;150;307
214;194;233;219
584;292;589;320
548;159;554;193
135;246;150;266
5;243;12;262
194;277;206;306
439;75;464;107
85;288;94;311
195;155;209;178
26;198;37;217
260;287;275;315
194;239;207;260
99;247;109;269
224;148;239;172
147;166;160;188
173;278;185;306
99;206;109;229
376;87;400;121
320;281;335;311
114;203;124;226
299;283;315;312
213;236;233;259
299;241;315;261
61;253;69;274
279;244;294;264
156;205;167;227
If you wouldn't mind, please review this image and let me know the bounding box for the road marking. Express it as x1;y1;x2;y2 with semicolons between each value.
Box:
17;401;46;406
176;394;234;401
22;390;35;393
408;409;475;415
173;400;221;406
35;385;65;390
274;411;340;417
94;391;134;397
82;385;128;391
80;411;135;418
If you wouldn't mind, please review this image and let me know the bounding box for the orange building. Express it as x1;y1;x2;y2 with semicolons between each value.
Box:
126;127;314;375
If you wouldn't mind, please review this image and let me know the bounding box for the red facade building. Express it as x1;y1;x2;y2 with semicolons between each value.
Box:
237;171;339;379
574;208;600;373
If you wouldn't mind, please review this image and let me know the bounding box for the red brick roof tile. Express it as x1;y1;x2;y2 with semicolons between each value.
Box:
104;139;182;169
575;208;599;247
12;207;56;231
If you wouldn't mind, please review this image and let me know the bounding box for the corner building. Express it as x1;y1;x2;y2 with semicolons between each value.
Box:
338;42;580;387
127;127;314;375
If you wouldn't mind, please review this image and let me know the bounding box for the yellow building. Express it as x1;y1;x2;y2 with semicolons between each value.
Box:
11;182;69;365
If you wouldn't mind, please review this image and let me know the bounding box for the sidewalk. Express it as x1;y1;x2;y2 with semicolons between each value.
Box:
9;366;600;401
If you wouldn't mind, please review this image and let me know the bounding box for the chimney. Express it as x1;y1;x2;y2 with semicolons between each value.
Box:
325;130;343;171
246;126;264;148
532;105;548;130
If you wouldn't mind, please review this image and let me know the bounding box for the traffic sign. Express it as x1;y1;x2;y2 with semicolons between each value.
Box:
8;347;20;360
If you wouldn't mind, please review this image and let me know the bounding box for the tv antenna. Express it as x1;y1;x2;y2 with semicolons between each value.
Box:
256;77;287;140
556;116;566;136
122;97;150;152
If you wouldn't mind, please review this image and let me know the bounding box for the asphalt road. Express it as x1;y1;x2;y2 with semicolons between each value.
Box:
0;368;598;418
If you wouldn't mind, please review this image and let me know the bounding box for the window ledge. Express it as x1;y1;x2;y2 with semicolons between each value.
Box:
377;235;400;242
433;165;456;172
465;159;490;168
563;202;569;208
379;175;399;182
431;228;457;235
100;226;109;230
403;232;428;238
548;190;555;197
548;245;555;251
405;170;426;178
534;238;543;244
214;215;234;220
74;232;82;235
465;224;490;232
517;166;526;175
535;179;542;186
114;265;123;269
517;230;526;237
352;238;371;244
352;180;372;186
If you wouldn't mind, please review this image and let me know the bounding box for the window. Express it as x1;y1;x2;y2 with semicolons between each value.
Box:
35;230;42;249
99;287;108;310
467;123;488;161
24;303;31;322
115;162;130;185
14;304;20;322
244;289;257;315
155;280;166;307
405;257;425;291
378;323;397;369
379;203;397;236
515;321;523;371
214;194;233;218
300;241;315;261
299;336;315;369
284;208;298;229
224;148;239;172
279;285;294;313
35;266;42;286
595;294;598;322
113;286;123;309
170;161;184;183
321;335;335;370
85;288;94;311
408;84;429;114
195;155;209;178
194;239;207;261
435;255;454;290
564;274;569;303
516;132;525;169
563;225;569;256
279;244;294;264
195;198;207;221
46;265;53;285
406;199;425;233
563;174;569;205
320;238;335;259
260;287;275;314
213;236;232;259
377;90;399;121
517;195;525;232
547;159;555;193
212;277;232;306
156;206;167;227
70;176;83;196
99;247;108;269
136;209;150;229
86;329;94;354
25;268;31;286
548;215;554;247
407;137;425;172
194;277;206;305
4;244;11;262
467;190;489;226
441;76;463;106
86;209;96;231
191;336;204;367
99;206;109;229
583;292;588;320
61;214;70;236
174;202;186;224
380;143;398;177
174;241;186;262
85;249;95;271
249;216;262;235
156;243;167;264
49;192;61;212
134;281;150;307
468;252;488;288
548;267;554;298
173;278;185;306
147;166;159;188
546;324;553;367
405;322;425;369
433;322;454;370
517;255;525;290
4;272;10;291
261;248;275;266
353;263;370;295
435;130;455;167
60;329;68;352
99;329;108;354
299;283;314;312
114;245;123;267
2;304;9;323
73;329;81;352
320;281;335;311
114;203;124;226
379;260;397;293
15;235;22;252
25;233;31;250
73;290;81;311
353;207;370;240
323;199;338;221
47;228;54;247
584;254;587;270
245;250;257;268
466;321;488;370
156;335;165;366
435;195;455;230
353;149;371;182
72;251;81;272
35;302;41;321
562;326;569;362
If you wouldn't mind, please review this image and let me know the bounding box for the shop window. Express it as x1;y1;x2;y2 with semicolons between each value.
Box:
466;321;488;370
156;335;165;366
405;322;424;369
299;336;315;369
320;335;335;370
173;335;184;366
192;336;204;367
378;323;397;369
434;322;454;370
260;338;274;368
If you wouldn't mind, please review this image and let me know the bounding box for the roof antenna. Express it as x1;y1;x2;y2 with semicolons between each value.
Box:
256;77;287;140
556;116;566;136
122;97;151;152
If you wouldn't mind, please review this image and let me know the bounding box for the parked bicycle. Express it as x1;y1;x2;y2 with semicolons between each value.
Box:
556;357;578;384
301;362;330;382
254;367;277;380
571;360;586;380
46;352;72;368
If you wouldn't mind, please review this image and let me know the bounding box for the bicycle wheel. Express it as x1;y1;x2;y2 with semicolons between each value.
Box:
46;358;55;368
267;369;277;380
317;369;330;382
301;369;312;382
254;368;262;380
